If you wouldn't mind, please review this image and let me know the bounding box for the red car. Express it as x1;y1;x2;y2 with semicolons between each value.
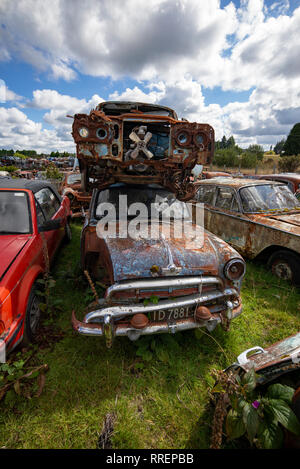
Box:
0;179;71;358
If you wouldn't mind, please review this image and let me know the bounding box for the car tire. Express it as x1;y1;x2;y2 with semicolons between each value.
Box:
268;250;300;285
21;284;41;346
64;221;72;243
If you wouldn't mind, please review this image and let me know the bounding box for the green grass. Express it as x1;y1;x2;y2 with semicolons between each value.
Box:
1;223;300;449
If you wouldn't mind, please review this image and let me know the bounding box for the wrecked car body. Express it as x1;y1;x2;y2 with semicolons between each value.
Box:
72;101;215;200
227;332;300;385
60;171;91;217
70;102;245;347
71;184;245;347
194;177;300;284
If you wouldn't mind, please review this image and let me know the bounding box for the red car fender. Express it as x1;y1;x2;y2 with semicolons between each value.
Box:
17;264;44;320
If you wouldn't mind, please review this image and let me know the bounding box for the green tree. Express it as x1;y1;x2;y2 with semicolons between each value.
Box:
226;136;236;148
247;144;264;161
274;139;285;154
283;123;300;155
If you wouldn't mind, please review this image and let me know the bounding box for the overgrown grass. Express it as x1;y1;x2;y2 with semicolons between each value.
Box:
1;223;300;449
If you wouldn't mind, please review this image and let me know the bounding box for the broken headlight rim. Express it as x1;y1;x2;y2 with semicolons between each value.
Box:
224;258;246;281
175;129;192;147
96;127;108;140
194;132;207;150
78;127;89;138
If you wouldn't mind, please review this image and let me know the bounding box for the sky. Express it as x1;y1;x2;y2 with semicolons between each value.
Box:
0;0;300;153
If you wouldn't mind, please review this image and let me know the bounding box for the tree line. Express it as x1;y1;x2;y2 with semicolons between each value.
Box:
0;149;75;158
213;123;300;170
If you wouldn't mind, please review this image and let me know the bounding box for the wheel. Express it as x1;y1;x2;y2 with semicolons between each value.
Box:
64;221;72;243
268;250;300;285
21;284;41;345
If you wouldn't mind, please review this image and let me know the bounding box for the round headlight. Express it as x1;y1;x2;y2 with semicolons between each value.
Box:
175;129;191;147
194;133;205;150
177;132;188;144
96;128;108;140
224;259;246;281
78;127;89;138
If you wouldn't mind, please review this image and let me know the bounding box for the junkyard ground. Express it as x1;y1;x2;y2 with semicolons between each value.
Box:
1;222;300;449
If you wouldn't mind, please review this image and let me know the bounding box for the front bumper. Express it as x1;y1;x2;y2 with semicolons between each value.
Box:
72;285;242;347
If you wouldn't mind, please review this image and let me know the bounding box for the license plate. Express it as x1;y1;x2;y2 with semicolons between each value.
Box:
151;306;193;322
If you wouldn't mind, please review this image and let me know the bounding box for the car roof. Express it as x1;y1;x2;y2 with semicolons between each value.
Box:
196;177;284;189
0;178;61;197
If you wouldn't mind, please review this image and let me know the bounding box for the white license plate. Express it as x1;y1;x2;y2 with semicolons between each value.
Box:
152;306;192;322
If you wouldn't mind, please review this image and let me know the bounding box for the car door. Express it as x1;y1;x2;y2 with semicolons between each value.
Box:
196;184;253;257
34;187;65;259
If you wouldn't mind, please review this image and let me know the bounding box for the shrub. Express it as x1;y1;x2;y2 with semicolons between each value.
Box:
278;155;300;172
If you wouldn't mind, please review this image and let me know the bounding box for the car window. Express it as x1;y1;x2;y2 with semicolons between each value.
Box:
34;199;46;229
215;187;239;211
196;185;215;205
67;174;81;185
35;188;60;220
240;184;300;212
0;191;31;234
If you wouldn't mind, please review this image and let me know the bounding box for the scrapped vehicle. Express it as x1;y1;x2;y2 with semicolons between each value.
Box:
71;183;245;347
227;332;300;385
18;170;35;180
202;171;231;179
60;171;91;217
71;101;215;200
256;173;300;195
220;333;300;448
194;177;300;283
0;180;71;355
0;171;11;178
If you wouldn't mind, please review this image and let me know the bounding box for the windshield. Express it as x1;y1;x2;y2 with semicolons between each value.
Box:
0;191;31;234
239;184;300;213
67;174;81;185
95;186;190;220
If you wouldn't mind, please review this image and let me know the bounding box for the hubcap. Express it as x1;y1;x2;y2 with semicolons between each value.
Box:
272;260;293;281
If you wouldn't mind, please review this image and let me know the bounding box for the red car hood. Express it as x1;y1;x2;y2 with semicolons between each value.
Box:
0;235;30;280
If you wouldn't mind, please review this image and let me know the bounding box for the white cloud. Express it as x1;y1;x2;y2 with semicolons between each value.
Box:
1;0;300;150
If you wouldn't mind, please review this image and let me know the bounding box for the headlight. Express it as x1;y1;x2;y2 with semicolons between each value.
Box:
224;259;246;281
175;129;191;147
194;132;205;150
96;127;108;140
78;127;89;138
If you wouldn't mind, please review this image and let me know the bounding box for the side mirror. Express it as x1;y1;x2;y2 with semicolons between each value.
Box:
39;218;62;232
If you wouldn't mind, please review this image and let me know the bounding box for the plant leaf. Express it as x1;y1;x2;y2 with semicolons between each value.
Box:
226;409;246;440
241;368;257;393
266;383;295;404
259;421;283;449
245;405;260;443
268;398;300;436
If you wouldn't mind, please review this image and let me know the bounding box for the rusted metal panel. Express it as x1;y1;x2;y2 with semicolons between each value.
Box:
193;178;300;281
71;101;214;200
229;332;300;385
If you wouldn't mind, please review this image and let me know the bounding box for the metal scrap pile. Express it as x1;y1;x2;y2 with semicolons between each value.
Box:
71;101;214;200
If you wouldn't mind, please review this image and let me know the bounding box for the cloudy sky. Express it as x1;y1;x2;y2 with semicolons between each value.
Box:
0;0;300;153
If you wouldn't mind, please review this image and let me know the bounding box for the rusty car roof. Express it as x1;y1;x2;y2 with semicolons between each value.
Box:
195;177;284;189
96;101;178;119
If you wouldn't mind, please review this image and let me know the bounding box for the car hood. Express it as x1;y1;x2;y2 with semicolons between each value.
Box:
102;221;238;282
248;212;300;234
0;236;29;280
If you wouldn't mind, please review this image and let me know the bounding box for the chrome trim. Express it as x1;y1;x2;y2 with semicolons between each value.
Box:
86;288;236;323
77;317;222;339
105;276;223;301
